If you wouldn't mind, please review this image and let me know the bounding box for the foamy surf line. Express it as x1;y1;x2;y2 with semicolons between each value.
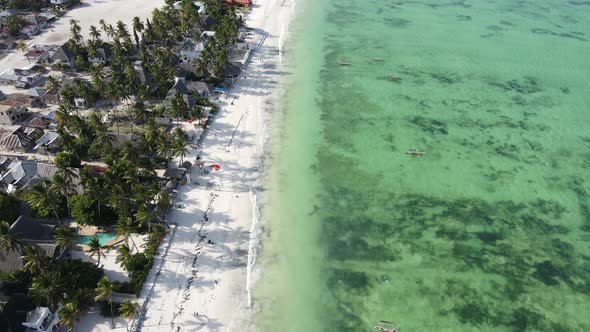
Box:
240;0;298;328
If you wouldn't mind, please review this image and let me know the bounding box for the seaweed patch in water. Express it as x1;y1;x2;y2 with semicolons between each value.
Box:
429;1;471;9
490;77;542;94
407;116;449;135
531;28;587;41
328;268;374;293
430;72;463;84
383;17;411;28
494;143;521;160
476;231;503;244
532;260;568;286
487;25;504;31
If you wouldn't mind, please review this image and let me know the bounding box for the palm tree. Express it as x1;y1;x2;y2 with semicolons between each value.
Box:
106;24;115;43
59;289;93;332
0;220;23;254
132;16;144;46
173;136;189;166
51;171;76;217
60;87;76;110
99;19;110;42
59;301;82;332
46;75;61;92
131;101;149;124
16;41;29;62
95;277;115;328
212;48;228;78
116;20;130;41
21;245;46;275
115;217;138;252
86;236;105;266
54;104;72;127
29;271;66;312
157;136;172;161
89;25;101;41
115;243;132;270
90;65;106;103
119;299;138;319
56;127;76;152
95;129;116;157
54;227;76;252
156;190;172;212
169;94;189;124
25;180;62;223
69;19;83;46
134;204;154;233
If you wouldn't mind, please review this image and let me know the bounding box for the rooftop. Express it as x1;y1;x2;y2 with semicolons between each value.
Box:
10;215;57;243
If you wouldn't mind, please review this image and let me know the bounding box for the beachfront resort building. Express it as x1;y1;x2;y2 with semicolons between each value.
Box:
0;215;63;273
180;38;202;62
22;306;63;332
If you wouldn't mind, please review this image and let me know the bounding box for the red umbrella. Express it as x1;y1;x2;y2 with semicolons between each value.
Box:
210;164;221;171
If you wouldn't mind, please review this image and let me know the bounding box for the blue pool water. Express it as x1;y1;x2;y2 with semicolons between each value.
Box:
76;233;117;246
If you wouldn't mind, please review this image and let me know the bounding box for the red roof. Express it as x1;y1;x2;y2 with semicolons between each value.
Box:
25;49;47;59
223;0;252;7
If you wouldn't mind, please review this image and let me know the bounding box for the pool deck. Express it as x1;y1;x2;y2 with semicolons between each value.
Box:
78;225;101;236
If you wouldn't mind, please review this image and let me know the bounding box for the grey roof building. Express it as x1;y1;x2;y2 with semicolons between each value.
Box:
0;160;82;193
167;77;213;97
50;43;75;67
0;215;61;273
0;126;41;151
34;131;59;150
89;45;113;64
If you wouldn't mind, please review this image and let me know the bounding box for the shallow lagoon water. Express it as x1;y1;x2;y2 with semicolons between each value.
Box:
255;0;590;331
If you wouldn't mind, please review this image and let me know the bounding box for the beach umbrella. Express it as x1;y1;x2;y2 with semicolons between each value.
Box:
210;164;220;171
182;161;192;169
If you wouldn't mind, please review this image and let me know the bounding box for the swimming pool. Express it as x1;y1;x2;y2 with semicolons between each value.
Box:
76;232;117;246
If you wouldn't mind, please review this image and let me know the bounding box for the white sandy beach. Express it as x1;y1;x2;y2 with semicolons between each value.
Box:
131;1;296;332
0;0;164;71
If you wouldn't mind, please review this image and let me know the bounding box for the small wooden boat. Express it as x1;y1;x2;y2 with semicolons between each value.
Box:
374;320;400;332
405;149;425;156
373;58;384;61
338;61;352;66
388;74;401;81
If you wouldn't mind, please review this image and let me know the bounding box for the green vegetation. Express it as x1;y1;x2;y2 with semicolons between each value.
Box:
3;15;25;35
95;277;115;327
0;192;19;225
54;151;82;168
118;299;138;318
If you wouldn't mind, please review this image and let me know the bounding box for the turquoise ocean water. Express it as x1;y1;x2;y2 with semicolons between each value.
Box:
255;0;590;331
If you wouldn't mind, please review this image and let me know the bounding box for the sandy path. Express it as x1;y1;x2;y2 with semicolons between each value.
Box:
136;1;295;332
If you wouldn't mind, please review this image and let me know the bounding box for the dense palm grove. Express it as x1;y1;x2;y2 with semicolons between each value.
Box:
0;0;245;330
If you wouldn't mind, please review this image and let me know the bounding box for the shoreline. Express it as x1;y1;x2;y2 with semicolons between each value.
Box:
136;1;297;331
